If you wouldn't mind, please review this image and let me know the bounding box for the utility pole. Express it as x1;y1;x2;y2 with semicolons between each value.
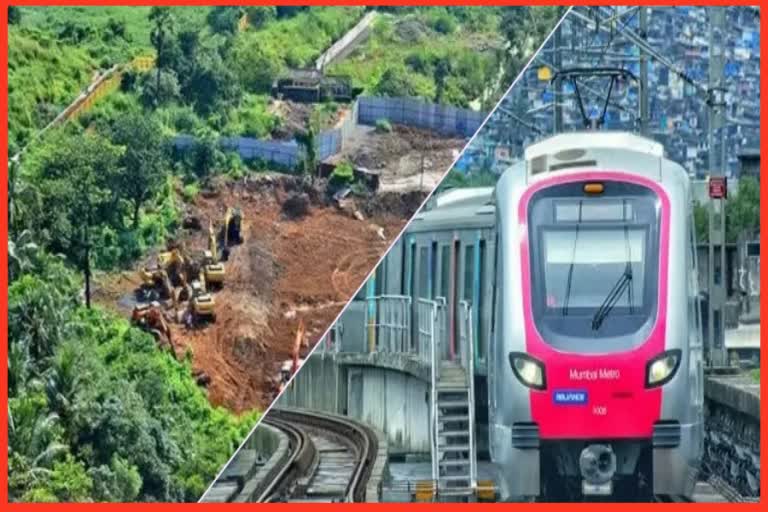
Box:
553;22;563;133
707;7;728;367
639;7;649;135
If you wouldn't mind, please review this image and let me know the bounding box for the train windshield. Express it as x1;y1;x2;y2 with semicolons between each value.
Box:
528;181;661;349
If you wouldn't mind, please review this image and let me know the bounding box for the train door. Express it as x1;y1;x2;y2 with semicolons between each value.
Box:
477;231;493;369
403;236;416;350
434;233;454;360
409;234;435;354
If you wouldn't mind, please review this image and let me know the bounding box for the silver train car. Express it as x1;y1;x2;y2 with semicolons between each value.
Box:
337;131;704;501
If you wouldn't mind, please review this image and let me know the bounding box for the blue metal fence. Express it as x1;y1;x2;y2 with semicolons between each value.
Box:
357;96;485;139
173;97;486;169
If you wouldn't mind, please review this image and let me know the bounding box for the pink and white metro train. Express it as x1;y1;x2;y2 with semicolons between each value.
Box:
489;131;704;500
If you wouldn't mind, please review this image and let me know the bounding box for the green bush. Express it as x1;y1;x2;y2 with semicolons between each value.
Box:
330;161;355;186
166;105;204;134
430;12;458;34
375;64;418;97
8;27;95;148
375;118;393;133
181;182;200;202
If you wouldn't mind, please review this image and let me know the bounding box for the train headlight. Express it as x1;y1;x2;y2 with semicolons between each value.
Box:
509;353;546;390
645;350;682;388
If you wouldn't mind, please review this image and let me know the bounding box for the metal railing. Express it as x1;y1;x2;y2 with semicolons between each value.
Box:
435;297;449;362
365;295;412;354
415;298;440;484
317;321;343;354
458;300;478;489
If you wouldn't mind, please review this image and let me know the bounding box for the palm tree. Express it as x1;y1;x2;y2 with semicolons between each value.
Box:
9;230;39;282
44;341;88;435
8;394;68;498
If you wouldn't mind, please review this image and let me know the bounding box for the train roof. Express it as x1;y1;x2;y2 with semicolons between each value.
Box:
522;130;684;183
407;186;495;232
525;131;664;161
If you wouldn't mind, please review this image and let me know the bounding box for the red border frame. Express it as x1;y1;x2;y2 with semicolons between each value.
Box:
1;1;764;510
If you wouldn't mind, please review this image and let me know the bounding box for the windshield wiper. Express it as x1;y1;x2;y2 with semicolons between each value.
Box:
562;201;583;316
591;262;633;331
592;215;635;331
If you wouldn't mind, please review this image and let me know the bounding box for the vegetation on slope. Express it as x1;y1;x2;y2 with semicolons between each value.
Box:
8;241;257;502
8;28;96;152
328;7;504;109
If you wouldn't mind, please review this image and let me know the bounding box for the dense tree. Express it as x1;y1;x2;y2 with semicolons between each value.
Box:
184;47;242;117
276;6;308;19
30;131;122;307
109;114;169;228
246;6;277;29
190;128;225;181
726;176;760;242
294;114;320;181
9;5;22;25
501;6;563;84
375;65;418;98
206;6;243;35
694;201;709;242
139;69;180;108
149;7;176;100
692;177;759;243
104;18;127;41
8;240;256;502
229;37;282;93
433;57;452;104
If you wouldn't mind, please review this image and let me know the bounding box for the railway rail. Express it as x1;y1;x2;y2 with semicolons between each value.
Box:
256;408;379;503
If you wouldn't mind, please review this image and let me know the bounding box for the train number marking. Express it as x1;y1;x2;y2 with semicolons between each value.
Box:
592;405;608;416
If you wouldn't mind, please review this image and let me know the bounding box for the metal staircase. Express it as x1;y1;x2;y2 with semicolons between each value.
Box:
429;300;477;501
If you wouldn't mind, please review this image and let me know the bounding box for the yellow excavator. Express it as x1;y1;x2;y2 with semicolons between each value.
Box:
203;221;225;288
187;279;216;324
138;266;174;302
157;247;186;286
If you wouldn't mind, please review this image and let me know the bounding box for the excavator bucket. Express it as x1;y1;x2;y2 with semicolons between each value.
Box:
221;207;244;249
229;208;243;244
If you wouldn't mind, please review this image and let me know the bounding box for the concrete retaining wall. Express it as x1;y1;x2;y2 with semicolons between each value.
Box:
704;374;760;420
316;11;378;70
278;352;432;455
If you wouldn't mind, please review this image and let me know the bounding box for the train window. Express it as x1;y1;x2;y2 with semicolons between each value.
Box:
528;181;661;349
431;242;438;298
555;201;634;223
464;244;475;302
440;246;450;298
374;264;385;296
542;228;647;308
418;246;429;299
407;240;416;297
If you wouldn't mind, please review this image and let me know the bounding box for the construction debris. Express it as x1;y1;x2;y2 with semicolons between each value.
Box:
282;192;310;219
